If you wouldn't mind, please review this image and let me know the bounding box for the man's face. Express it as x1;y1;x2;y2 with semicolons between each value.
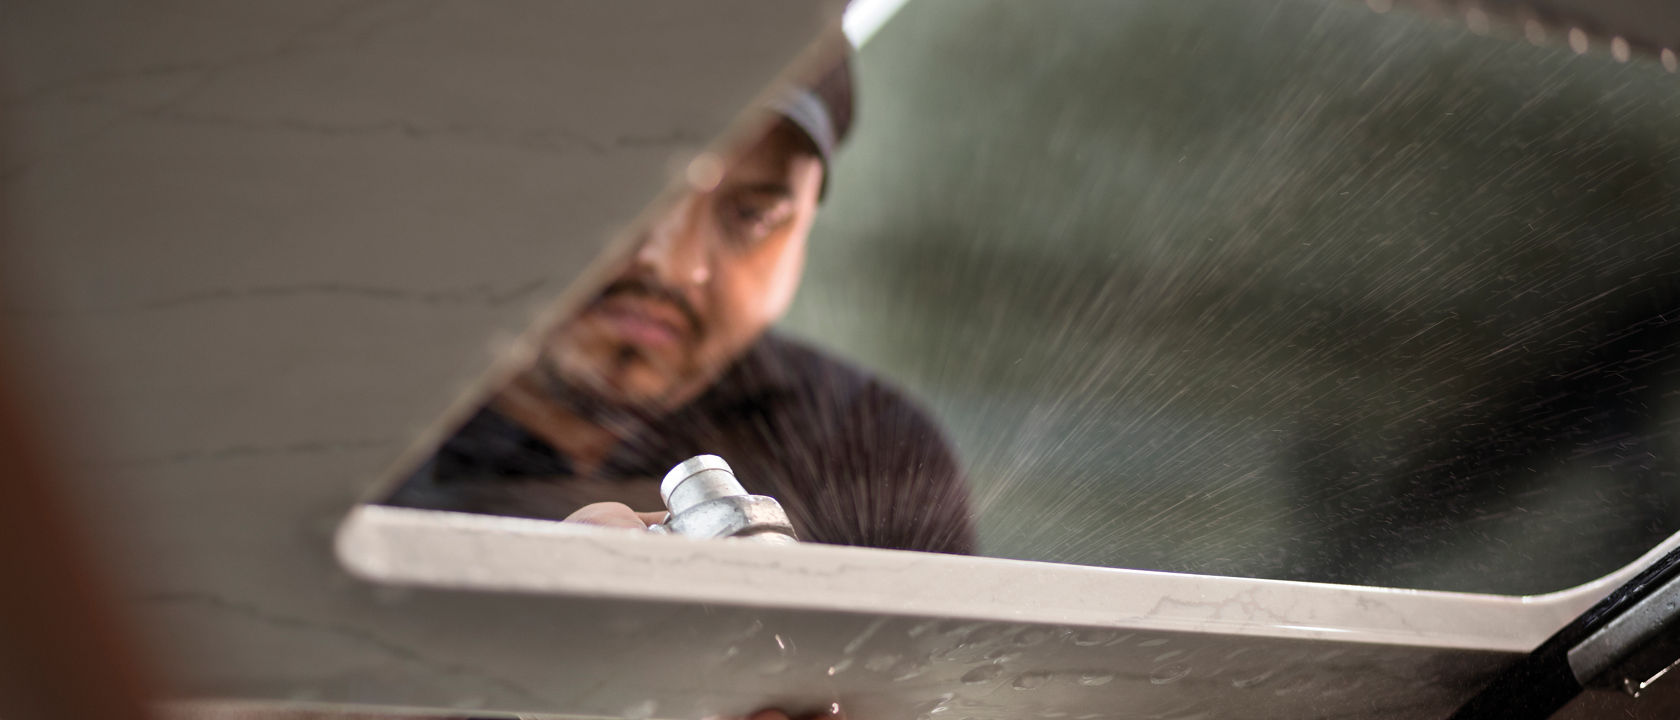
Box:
543;120;825;414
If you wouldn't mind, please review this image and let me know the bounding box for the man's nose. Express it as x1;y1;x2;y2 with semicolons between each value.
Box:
634;195;712;287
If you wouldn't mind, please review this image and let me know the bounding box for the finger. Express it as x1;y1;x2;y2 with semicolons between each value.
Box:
563;502;649;530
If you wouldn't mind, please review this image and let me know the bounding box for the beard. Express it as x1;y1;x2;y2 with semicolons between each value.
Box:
531;326;708;438
535;344;645;425
529;269;728;437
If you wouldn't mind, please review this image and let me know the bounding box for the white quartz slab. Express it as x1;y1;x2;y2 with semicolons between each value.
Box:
331;503;1658;718
342;504;1662;656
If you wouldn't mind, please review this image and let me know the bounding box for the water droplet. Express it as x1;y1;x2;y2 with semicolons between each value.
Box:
1150;664;1191;685
983;647;1022;663
941;622;983;639
730;619;765;642
908;620;940;638
865;653;901;673
1035;710;1068;719
963;625;1010;648
894;658;933;681
1232;668;1277;689
911;693;956;719
685;152;724;191
1013;628;1052;646
961;664;1006;684
1078;672;1115;687
1153;649;1187;663
830;657;854;675
621;699;658;720
756;633;797;675
1069;629;1113;646
711;645;741;665
932;642;978;662
1569;27;1589;55
1013;671;1052;690
1137;638;1170;648
844;618;890;655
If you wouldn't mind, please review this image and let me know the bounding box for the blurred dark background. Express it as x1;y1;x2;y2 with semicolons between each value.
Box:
783;0;1680;595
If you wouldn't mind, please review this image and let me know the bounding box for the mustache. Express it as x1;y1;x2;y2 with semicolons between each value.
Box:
591;276;705;338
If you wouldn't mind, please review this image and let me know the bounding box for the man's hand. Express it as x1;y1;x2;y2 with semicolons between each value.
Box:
563;501;667;530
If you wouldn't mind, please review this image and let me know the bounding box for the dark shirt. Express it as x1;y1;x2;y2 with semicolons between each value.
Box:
384;332;976;554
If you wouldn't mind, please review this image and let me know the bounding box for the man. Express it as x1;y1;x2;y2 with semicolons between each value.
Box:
386;45;975;556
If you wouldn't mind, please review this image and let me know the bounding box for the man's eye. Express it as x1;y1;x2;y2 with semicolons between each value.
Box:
733;203;769;225
721;196;794;245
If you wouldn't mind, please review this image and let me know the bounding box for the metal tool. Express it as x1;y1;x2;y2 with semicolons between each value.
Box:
647;455;799;543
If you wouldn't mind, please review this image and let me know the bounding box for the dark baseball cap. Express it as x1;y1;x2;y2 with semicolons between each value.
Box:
766;40;855;196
